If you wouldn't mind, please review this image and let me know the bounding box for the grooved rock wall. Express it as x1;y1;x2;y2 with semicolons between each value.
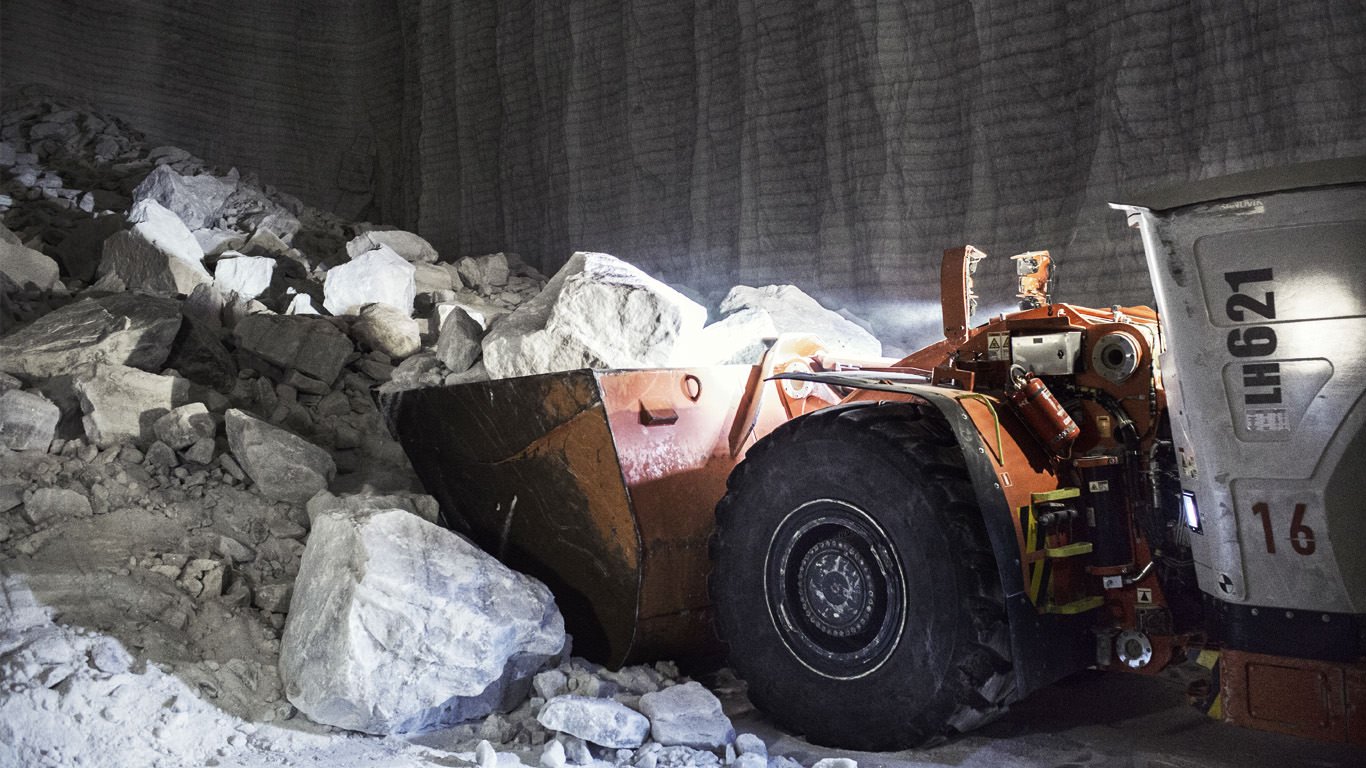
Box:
6;0;1364;345
0;0;410;223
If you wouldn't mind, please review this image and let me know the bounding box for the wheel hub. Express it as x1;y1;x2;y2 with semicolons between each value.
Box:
797;538;875;637
765;499;906;679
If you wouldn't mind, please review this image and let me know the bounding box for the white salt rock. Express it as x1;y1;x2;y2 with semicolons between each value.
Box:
811;760;857;768
637;681;735;749
734;734;766;757
483;252;706;380
98;199;212;295
279;508;565;734
537;695;650;749
286;293;319;315
437;306;485;372
720;285;880;358
346;229;439;264
0;389;61;451
213;253;275;300
540;739;567;768
690;308;778;365
225;409;335;503
323;245;416;315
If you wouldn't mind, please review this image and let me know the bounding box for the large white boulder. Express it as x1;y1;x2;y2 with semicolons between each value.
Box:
637;681;735;749
225;409;335;503
74;365;192;448
691;308;779;365
279;508;565;734
212;253;275;301
719;285;881;358
0;293;182;381
97;200;212;295
482;252;707;380
323;245;415;316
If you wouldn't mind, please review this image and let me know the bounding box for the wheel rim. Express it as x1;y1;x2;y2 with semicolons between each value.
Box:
764;499;906;679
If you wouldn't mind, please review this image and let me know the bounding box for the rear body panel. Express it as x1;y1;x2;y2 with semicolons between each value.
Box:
1119;177;1366;614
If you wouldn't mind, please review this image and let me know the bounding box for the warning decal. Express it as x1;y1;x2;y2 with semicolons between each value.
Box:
987;333;1010;361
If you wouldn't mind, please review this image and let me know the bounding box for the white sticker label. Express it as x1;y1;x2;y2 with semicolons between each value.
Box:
1245;408;1289;432
986;332;1010;361
1088;480;1110;493
1137;588;1153;604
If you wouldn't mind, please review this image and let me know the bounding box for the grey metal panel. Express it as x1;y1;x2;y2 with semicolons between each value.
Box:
1118;178;1366;613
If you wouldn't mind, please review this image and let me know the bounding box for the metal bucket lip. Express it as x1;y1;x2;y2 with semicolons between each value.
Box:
1113;155;1366;212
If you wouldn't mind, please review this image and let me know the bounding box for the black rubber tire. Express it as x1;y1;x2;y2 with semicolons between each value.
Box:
710;401;1015;750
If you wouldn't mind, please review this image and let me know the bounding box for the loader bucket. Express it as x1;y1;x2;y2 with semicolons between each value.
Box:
378;365;781;667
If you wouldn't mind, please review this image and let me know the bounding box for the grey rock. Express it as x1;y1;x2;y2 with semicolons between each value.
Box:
0;223;61;292
225;409;335;503
25;488;92;522
413;262;457;295
352;303;422;360
456;253;511;293
346;229;439;264
252;582;293;613
482;252;706;380
279;508;565;734
234;314;354;385
97;200;212;295
323;245;415;316
537;695;650;749
0;389;61;451
75;365;192;448
193;228;247;258
811;760;857;768
215;534;256;563
436;306;485;373
52;214;127;283
0;293;181;380
638;681;735;749
152;402;216;449
131;165;237;230
182;436;216;465
146;440;178;469
164;316;238;390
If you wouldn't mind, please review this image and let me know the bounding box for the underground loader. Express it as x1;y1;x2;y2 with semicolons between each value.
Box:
381;157;1366;749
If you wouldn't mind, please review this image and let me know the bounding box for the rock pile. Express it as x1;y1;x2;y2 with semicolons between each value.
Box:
1;96;876;767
